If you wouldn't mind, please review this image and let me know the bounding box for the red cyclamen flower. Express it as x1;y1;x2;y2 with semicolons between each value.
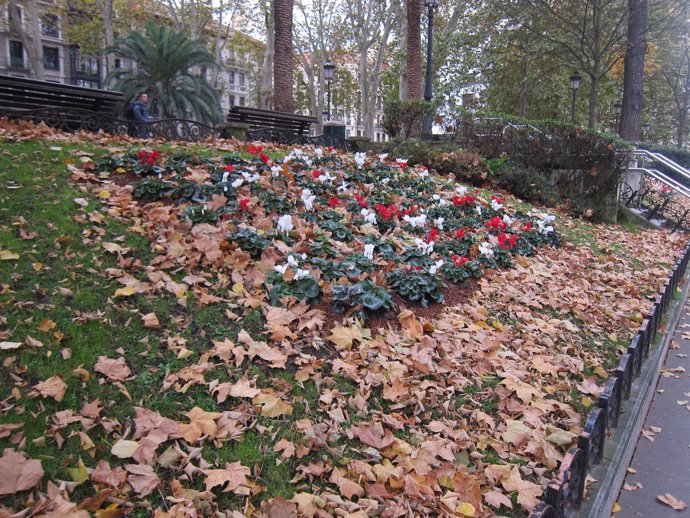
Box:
455;228;466;239
225;164;235;172
329;196;340;207
239;198;250;211
259;152;269;163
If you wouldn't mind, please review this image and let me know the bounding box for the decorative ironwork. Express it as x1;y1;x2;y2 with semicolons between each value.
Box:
246;128;358;151
628;335;642;377
599;376;622;429
528;502;558;518
0;108;219;142
615;354;633;400
619;178;690;233
579;407;606;468
545;447;587;515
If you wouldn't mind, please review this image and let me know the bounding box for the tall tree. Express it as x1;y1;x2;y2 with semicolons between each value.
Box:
107;23;223;123
619;0;648;141
8;0;44;80
95;0;116;82
159;0;213;40
405;0;422;100
259;0;275;108
345;0;399;138
273;0;295;112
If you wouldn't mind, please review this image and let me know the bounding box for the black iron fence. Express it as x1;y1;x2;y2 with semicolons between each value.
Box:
529;242;690;518
619;176;690;233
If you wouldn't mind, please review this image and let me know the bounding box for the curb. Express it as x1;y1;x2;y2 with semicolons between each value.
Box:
529;242;690;518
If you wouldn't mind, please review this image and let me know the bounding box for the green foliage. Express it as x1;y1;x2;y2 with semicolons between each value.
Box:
266;273;321;306
106;23;223;124
227;228;271;258
331;280;394;313
133;177;173;200
441;260;482;284
492;162;561;207
382;99;435;139
386;268;445;307
184;205;219;224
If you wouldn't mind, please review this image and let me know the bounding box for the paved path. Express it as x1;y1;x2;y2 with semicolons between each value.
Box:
615;299;690;517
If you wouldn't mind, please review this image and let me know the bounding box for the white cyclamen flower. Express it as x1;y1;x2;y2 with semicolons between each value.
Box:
456;185;468;195
503;214;514;225
231;178;243;188
274;263;289;275
479;242;494;258
435;217;445;230
381;178;390;185
294;268;311;280
314;148;324;159
286;255;299;267
475;204;483;216
301;189;316;211
429;259;444;275
277;215;293;235
361;209;377;225
354;152;367;168
403;214;427;228
222;171;231;183
270;165;282;178
363;243;375;260
415;237;434;255
491;199;504;211
378;153;389;161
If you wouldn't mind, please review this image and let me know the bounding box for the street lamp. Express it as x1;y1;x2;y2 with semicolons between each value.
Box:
422;0;439;136
323;60;335;122
569;72;581;124
614;102;622;135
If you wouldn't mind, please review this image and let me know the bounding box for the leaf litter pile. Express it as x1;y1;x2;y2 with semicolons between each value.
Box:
0;124;687;517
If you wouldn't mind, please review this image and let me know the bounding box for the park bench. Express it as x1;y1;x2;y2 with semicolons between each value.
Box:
0;75;219;141
0;74;123;132
226;106;318;140
226;106;357;151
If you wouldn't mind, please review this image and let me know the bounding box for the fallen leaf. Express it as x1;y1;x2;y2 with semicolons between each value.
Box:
111;440;141;459
31;375;67;402
0;449;44;495
95;356;131;382
657;493;687;511
203;462;251;494
125;464;160;497
0;341;22;350
141;312;160;328
253;393;293;417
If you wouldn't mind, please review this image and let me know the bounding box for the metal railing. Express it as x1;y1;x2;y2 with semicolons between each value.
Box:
530;243;690;517
619;150;690;232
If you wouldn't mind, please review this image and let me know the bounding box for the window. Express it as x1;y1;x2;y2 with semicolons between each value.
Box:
114;58;121;68
228;71;235;85
43;46;59;70
239;96;246;107
41;13;59;37
229;95;235;106
9;41;23;68
239;72;245;87
8;6;23;32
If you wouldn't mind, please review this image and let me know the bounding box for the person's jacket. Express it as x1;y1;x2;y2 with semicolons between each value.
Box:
132;101;150;122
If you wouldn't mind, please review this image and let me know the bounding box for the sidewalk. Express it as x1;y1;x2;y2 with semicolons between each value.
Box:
615;298;690;517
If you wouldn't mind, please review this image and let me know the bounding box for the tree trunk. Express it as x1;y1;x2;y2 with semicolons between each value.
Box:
587;72;600;129
260;0;275;109
273;0;294;113
10;0;44;80
619;0;648;142
405;0;421;100
96;0;115;84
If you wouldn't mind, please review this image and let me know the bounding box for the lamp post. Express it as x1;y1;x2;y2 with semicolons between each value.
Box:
614;102;622;135
569;72;581;124
323;60;335;122
422;0;439;136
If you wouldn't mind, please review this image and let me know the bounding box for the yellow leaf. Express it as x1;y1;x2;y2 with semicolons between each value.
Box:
232;282;244;295
581;396;593;408
627;467;637;474
66;458;89;484
37;319;56;332
457;502;476;516
116;167;126;173
177;348;194;359
114;286;136;298
98;190;111;199
612;502;622;512
0;250;19;260
32;262;43;271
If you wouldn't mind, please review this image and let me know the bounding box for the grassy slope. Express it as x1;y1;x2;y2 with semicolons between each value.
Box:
0;137;684;517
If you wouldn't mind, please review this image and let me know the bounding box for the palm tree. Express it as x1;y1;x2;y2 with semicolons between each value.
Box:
273;0;295;112
107;24;223;124
406;0;422;100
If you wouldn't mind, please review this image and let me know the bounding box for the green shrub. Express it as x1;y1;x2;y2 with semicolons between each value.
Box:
331;280;394;313
492;162;561;207
382;99;435;139
386;268;445;307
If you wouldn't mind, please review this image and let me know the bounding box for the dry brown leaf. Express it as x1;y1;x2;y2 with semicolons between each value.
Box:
125;464;160;497
657;493;687;511
203;461;251;494
0;448;44;495
32;375;67;402
94;356;132;382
